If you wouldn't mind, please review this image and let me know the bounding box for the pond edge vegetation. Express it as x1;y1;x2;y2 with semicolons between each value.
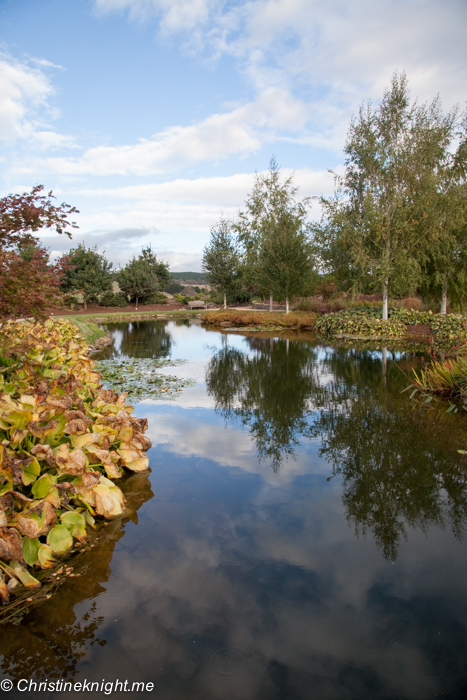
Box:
0;318;152;620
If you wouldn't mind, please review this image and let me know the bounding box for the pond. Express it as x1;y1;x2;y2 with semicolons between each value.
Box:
1;319;467;699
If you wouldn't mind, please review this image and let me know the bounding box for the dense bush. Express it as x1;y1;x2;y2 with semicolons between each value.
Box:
316;306;467;341
326;297;349;312
142;292;168;305
315;310;406;337
402;296;423;310
291;297;321;313
99;291;128;307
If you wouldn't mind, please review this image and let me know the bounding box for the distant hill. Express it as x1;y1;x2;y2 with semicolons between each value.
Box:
170;271;209;284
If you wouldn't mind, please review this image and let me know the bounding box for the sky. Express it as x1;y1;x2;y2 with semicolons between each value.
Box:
0;0;466;272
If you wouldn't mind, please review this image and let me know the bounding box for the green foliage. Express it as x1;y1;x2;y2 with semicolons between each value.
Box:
234;157;314;306
142;292;168;305
202;217;240;307
315;310;406;337
173;293;190;305
313;72;464;317
166;281;184;295
118;246;169;305
99;291;128;307
60;244;113;309
316;305;467;342
411;356;467;401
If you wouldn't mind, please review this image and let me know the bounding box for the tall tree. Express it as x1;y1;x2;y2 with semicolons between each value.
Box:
260;210;313;313
419;115;467;313
234;157;312;311
314;72;457;319
0;185;78;320
202;217;239;309
60;243;113;309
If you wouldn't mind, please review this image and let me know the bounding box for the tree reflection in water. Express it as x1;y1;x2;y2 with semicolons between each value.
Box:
97;320;172;360
206;335;319;472
206;335;467;560
0;471;153;681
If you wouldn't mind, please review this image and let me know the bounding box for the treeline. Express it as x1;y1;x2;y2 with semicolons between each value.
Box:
1;72;466;321
203;72;467;316
0;190;171;318
59;244;170;309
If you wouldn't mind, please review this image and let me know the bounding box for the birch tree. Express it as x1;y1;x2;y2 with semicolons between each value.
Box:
315;72;457;319
235;157;312;311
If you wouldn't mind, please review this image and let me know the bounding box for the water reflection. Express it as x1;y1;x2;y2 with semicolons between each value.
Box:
97;321;172;359
206;336;467;559
0;471;153;681
312;348;467;560
205;336;318;471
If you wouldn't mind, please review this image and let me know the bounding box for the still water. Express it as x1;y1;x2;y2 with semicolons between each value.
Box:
1;319;467;699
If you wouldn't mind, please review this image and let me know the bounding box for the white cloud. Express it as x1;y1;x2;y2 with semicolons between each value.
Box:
15;87;309;177
0;53;54;142
0;52;76;149
94;0;467;150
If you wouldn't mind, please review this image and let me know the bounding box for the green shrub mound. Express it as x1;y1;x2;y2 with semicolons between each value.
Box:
317;307;467;341
0;318;151;608
315;310;405;338
99;291;128;307
142;292;168;305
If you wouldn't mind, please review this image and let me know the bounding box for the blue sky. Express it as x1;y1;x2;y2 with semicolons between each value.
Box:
0;0;466;271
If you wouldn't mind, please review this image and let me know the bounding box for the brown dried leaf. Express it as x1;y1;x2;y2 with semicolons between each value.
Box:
46;396;73;410
30;443;55;467
64;419;89;436
64;410;92;424
81;470;101;488
0;527;24;562
16;501;56;538
63;449;87;475
26;419;59;438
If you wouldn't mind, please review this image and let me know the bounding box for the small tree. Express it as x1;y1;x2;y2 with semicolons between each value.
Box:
140;245;171;291
118;257;155;307
0;185;78;320
260;211;313;313
202;217;240;309
118;246;170;306
235;157;312;311
60;244;113;309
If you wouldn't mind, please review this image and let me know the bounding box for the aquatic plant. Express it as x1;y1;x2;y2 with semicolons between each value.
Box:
95;357;195;401
0;318;151;608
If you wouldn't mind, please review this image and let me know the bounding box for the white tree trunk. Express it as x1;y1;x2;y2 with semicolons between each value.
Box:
382;280;389;321
223;292;227;310
269;292;273;312
440;282;447;315
285;297;290;314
